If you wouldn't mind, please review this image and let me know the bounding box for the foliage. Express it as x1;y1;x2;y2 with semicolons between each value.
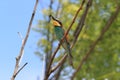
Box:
34;0;120;79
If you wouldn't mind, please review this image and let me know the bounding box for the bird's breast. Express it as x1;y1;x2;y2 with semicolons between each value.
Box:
54;26;64;41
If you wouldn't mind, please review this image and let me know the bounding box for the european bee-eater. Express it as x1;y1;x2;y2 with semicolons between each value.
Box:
50;15;73;67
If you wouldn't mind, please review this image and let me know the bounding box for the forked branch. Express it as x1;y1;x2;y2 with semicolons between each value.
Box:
11;0;38;80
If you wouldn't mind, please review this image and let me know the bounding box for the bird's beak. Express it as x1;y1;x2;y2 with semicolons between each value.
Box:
49;15;61;26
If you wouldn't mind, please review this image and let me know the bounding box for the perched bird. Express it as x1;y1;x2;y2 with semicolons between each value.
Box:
49;15;73;67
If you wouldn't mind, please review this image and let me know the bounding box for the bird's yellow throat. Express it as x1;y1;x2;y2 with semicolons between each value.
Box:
52;20;61;26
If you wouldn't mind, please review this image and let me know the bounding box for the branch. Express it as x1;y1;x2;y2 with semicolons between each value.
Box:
49;54;67;74
46;0;86;78
53;63;64;80
71;4;120;80
43;0;54;80
72;0;92;48
55;0;61;18
11;0;38;80
49;42;76;75
49;0;92;77
49;62;65;80
45;1;86;79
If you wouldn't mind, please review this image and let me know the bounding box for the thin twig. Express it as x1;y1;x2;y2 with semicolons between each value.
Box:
17;32;24;65
11;0;38;80
71;4;120;80
46;1;86;79
17;32;24;40
15;63;28;76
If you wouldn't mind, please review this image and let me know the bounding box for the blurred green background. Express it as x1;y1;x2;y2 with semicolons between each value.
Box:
35;0;120;80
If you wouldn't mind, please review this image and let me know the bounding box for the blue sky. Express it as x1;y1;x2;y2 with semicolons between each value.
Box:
0;0;50;80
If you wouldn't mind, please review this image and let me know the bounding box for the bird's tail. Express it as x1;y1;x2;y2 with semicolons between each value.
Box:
62;41;74;67
68;48;74;68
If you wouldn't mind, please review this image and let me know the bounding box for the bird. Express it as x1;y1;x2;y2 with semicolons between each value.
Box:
49;15;73;67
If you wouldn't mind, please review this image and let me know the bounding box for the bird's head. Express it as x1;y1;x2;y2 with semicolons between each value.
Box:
49;15;62;27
